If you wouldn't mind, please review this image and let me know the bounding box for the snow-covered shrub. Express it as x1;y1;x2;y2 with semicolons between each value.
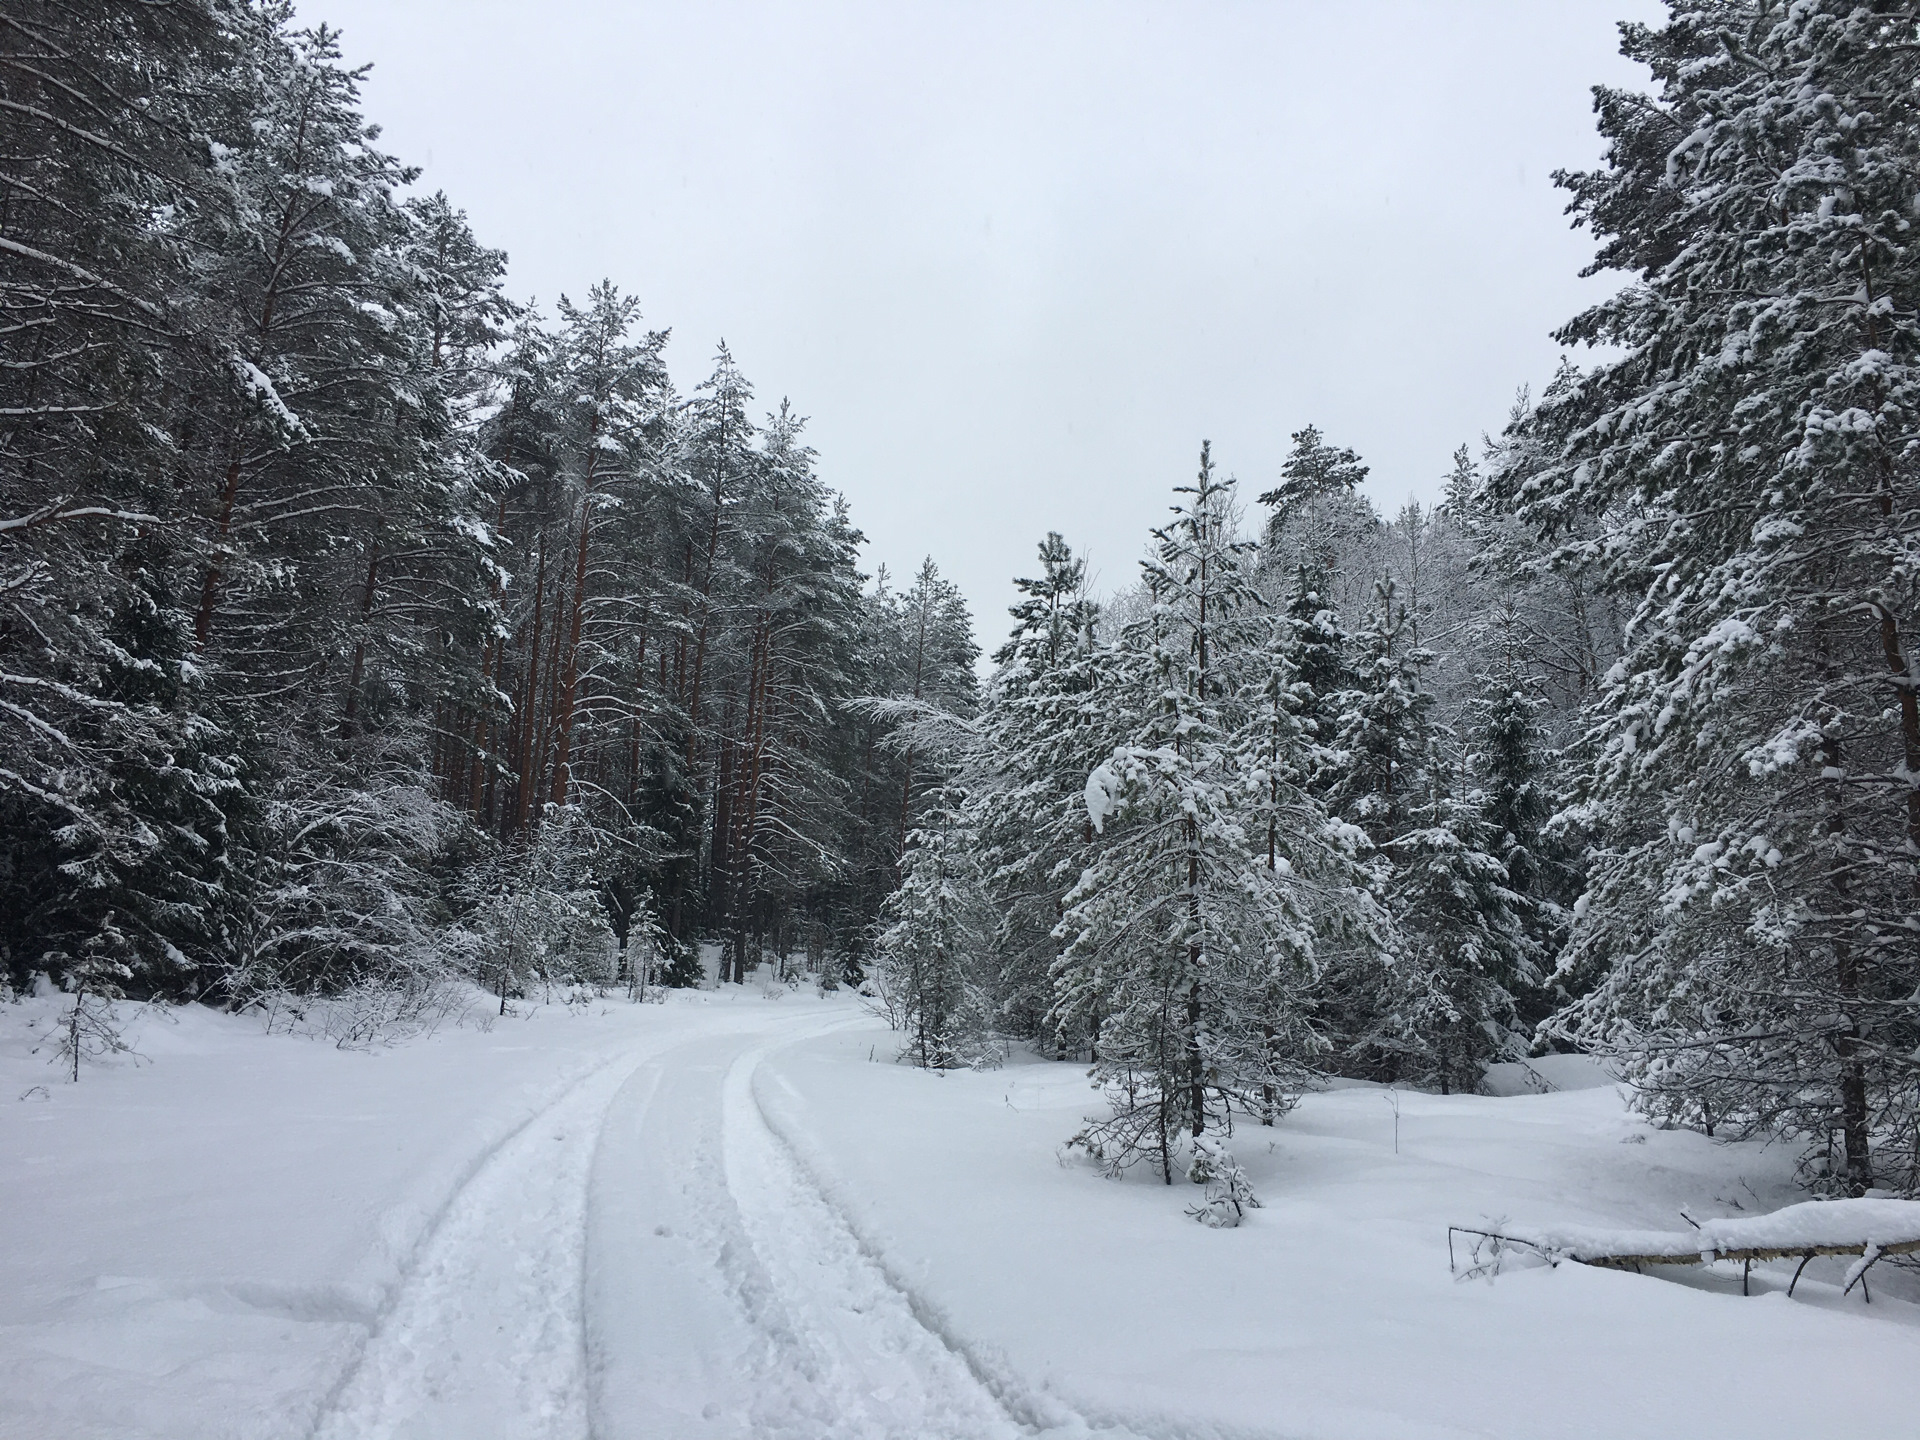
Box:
464;877;614;1005
307;974;473;1049
654;936;705;991
1185;1137;1259;1228
225;742;455;1006
456;806;618;1010
54;914;137;1081
1450;1218;1551;1283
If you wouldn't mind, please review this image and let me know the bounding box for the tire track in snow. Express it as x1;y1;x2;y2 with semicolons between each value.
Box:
743;1047;1308;1440
584;1012;887;1440
716;1038;1035;1440
308;1048;663;1440
725;1040;1175;1440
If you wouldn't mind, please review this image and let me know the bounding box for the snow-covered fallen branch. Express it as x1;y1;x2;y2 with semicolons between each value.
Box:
1450;1198;1920;1297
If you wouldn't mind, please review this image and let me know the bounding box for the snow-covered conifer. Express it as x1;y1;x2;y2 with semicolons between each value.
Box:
1391;793;1537;1094
994;531;1101;681
876;791;1000;1069
1497;2;1920;1191
1055;446;1323;1183
1328;578;1436;848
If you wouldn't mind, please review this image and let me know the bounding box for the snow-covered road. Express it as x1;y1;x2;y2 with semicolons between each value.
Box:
310;1006;1121;1440
311;1041;652;1440
1;994;891;1440
6;988;1916;1440
591;1018;1044;1440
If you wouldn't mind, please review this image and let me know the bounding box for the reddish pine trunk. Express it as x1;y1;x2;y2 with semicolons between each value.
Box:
625;616;650;812
339;543;381;736
467;489;513;813
508;535;548;835
730;622;774;983
549;410;602;807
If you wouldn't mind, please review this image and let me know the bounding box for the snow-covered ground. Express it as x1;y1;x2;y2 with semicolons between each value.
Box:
2;983;1910;1440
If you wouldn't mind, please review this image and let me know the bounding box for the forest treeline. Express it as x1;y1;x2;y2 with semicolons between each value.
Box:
875;0;1920;1206
0;1;976;1014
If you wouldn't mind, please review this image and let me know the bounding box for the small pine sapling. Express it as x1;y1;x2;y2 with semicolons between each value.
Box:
58;915;136;1082
1186;1136;1260;1228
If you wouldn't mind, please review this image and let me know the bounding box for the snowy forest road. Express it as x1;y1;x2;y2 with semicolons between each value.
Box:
589;1015;1149;1440
307;1030;669;1440
305;1003;1138;1440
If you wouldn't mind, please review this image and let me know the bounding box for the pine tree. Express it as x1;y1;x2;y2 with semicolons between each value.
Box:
1258;424;1370;514
887;557;980;860
0;0;248;990
993;531;1100;681
0;1;958;1010
1056;445;1324;1183
1258;425;1377;593
876;789;999;1069
1441;444;1480;517
1497;1;1920;1191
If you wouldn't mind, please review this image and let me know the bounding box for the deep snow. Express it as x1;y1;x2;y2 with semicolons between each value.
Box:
2;983;1911;1440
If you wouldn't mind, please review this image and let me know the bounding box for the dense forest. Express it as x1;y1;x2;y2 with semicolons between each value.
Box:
5;0;1919;1203
873;2;1920;1204
0;1;976;1017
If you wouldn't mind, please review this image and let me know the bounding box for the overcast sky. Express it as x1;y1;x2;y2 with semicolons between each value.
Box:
302;0;1660;643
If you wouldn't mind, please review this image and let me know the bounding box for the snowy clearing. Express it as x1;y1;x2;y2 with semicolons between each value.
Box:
3;987;1911;1440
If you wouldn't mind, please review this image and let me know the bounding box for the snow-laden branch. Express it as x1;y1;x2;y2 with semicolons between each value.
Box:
0;497;162;535
842;695;980;759
0;235;165;319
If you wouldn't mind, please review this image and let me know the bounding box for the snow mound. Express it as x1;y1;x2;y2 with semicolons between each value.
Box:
1480;1054;1618;1096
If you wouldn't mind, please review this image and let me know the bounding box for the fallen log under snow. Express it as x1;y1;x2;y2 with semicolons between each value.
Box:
1450;1198;1920;1297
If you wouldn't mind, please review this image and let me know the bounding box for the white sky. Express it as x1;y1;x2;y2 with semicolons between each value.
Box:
303;0;1661;643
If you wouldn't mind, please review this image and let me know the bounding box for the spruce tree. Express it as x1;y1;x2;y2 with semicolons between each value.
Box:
1055;445;1323;1183
876;789;999;1069
1391;793;1538;1094
973;534;1113;1045
1328;578;1435;849
1466;625;1570;1026
1496;1;1920;1190
1279;559;1355;790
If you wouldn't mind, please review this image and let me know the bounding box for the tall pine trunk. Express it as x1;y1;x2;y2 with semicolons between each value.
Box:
508;533;548;835
549;411;601;806
339;542;381;735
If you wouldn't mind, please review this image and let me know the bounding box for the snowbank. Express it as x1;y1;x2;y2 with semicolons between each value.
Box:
1479;1052;1618;1096
758;1026;1918;1440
